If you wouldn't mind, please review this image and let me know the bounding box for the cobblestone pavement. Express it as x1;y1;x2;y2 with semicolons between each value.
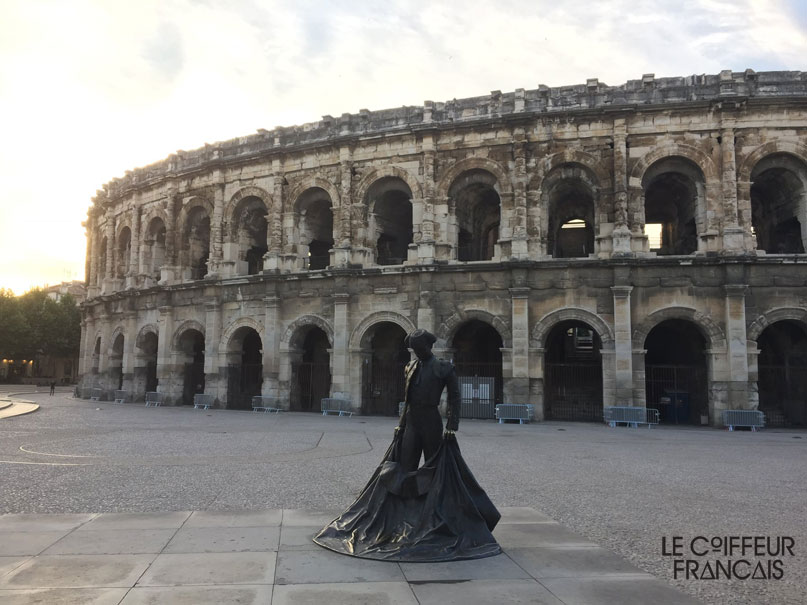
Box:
1;389;805;604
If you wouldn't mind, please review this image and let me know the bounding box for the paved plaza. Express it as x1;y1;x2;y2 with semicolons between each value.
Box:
0;388;805;604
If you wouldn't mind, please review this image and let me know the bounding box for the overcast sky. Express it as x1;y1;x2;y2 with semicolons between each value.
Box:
1;0;805;294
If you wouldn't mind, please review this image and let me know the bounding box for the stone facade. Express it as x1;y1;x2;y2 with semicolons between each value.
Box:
79;70;807;426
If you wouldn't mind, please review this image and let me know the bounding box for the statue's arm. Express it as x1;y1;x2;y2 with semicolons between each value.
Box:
445;364;461;431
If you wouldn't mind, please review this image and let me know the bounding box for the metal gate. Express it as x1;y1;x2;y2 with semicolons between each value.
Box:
362;360;406;416
182;361;205;406
645;364;707;424
758;364;807;427
545;362;603;422
291;361;331;412
227;363;263;410
145;361;158;393
455;362;502;419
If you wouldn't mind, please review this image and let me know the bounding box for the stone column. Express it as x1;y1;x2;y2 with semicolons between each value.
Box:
156;305;175;403
262;295;281;402
611;286;634;405
632;349;647;407
207;184;225;277
121;311;137;394
203;300;222;405
331;292;351;404
508;287;530;402
161;193;178;283
264;171;285;271
510;137;529;259
128;206;141;287
724;284;750;411
529;347;545;420
720;124;746;251
612;119;633;255
104;215;114;293
88;220;100;297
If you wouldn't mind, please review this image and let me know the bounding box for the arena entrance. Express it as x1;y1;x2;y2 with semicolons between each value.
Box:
544;321;603;421
137;332;158;393
227;328;263;410
757;320;807;427
178;329;205;406
290;327;331;412
110;333;124;391
361;322;408;416
452;320;503;419
644;320;708;425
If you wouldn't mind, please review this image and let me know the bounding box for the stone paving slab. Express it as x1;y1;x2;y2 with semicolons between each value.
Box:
0;507;702;604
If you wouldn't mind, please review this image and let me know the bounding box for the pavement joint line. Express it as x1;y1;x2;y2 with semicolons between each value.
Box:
38;514;100;557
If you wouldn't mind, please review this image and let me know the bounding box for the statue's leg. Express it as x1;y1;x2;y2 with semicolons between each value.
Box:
420;408;443;463
400;421;423;472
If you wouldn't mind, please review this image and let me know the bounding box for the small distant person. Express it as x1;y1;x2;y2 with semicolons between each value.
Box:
49;381;56;396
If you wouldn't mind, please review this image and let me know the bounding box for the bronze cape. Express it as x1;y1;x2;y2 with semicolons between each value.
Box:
313;430;501;562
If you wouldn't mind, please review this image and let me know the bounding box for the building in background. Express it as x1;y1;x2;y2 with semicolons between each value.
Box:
78;70;807;427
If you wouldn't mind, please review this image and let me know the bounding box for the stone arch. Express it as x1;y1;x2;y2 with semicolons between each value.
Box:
630;143;718;183
287;177;341;210
747;307;807;343
349;311;416;351
531;308;615;349
115;218;132;240
529;149;610;192
224;186;273;228
142;207;169;230
438;308;511;349
171;319;206;350
632;307;726;350
177;196;214;229
221;317;264;349
280;314;334;350
355;165;422;204
135;324;159;349
437;157;512;198
107;325;126;355
737;141;807;184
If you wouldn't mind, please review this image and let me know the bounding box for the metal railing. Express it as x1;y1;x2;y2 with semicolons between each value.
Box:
193;394;215;409
321;398;353;416
113;390;128;404
145;391;163;407
722;410;765;431
252;396;282;413
495;404;535;424
604;406;660;428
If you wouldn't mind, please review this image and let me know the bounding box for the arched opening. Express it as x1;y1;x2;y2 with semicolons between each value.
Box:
544;321;603;421
361;322;408;415
642;158;702;255
751;154;807;253
137;331;158;394
231;197;268;275
143;218;166;282
450;170;500;262
295;188;334;270
227;327;263;410
757;320;807;426
451;320;503;419
544;168;596;258
290;326;331;412
178;329;205;406
116;227;132;279
183;208;210;280
110;333;124;391
367;178;413;265
644;319;709;424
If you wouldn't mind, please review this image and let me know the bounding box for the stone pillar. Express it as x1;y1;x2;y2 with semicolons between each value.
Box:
632;349;647;407
207;185;225;277
161;193;178;283
88;220;100;297
612;120;633;255
262;295;281;402
529;347;545;420
510;137;529;259
128;206;141;287
103;215;114;293
509;287;530;402
720;125;746;251
264;171;286;271
724;284;750;411
121;312;137;394
78;317;89;379
156;305;175;403
332;292;351;403
611;286;634;405
203;300;223;405
493;192;514;261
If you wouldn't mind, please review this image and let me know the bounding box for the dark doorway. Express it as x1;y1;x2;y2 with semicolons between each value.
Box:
750;155;806;254
645;319;709;424
544;321;603;421
180;330;205;406
228;329;263;410
452;320;503;419
291;327;331;412
111;334;124;391
758;321;807;426
362;322;408;416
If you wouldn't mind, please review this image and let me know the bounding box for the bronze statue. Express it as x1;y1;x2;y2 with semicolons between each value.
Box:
314;328;501;562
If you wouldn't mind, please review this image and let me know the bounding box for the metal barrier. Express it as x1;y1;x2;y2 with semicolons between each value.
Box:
113;390;128;404
495;403;535;424
193;394;215;410
145;391;163;407
252;396;282;413
603;406;660;428
321;398;353;417
722;409;765;431
90;388;103;401
460;400;495;420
